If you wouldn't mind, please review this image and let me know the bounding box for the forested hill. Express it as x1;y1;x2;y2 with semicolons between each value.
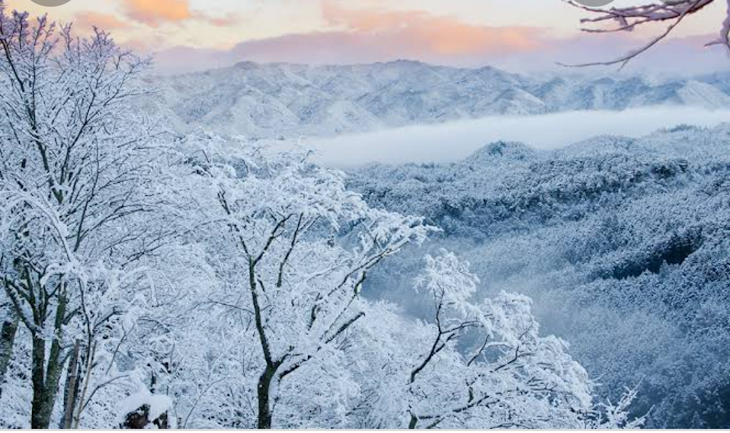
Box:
143;61;730;139
349;123;730;428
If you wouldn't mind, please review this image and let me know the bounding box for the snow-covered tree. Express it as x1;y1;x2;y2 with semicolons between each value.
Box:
345;251;598;429
0;2;175;428
156;143;643;428
177;132;433;428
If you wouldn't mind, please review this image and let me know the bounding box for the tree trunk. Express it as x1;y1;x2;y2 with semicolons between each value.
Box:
247;258;279;430
31;334;49;429
257;366;277;429
30;295;67;429
0;315;19;399
61;339;81;429
72;341;96;429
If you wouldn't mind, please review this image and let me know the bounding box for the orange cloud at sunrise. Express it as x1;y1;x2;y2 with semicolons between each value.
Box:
119;0;192;27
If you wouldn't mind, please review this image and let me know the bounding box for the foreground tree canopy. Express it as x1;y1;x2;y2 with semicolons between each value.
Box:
0;1;643;429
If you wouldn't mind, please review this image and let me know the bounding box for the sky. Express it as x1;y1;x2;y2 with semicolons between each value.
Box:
5;0;729;74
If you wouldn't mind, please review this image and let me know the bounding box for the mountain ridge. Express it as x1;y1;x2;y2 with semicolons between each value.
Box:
141;60;730;139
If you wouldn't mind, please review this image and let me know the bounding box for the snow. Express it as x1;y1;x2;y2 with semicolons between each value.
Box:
2;2;729;428
142;61;730;139
118;391;174;427
348;122;730;428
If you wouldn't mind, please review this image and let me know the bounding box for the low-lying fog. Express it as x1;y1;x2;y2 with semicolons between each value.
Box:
308;107;730;167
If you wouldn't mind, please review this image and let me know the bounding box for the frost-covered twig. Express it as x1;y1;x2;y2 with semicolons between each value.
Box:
562;0;728;68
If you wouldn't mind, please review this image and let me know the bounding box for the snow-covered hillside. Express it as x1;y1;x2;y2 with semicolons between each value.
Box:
349;123;730;429
143;61;730;139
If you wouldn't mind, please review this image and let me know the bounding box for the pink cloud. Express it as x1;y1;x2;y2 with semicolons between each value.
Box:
73;11;130;32
320;0;544;56
149;30;730;76
147;1;729;75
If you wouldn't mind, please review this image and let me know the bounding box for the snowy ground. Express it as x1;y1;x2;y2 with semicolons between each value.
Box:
308;106;730;167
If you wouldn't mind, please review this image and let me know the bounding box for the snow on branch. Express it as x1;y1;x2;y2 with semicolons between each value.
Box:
562;0;729;68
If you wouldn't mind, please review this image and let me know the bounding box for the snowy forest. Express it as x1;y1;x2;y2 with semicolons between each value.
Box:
0;0;729;429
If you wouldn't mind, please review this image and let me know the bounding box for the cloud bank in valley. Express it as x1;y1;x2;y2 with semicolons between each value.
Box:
308;107;730;167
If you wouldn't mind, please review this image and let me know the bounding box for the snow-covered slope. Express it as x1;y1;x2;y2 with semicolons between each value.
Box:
143;61;730;139
348;123;730;429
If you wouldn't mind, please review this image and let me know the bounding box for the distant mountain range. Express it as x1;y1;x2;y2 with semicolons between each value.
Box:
142;60;730;139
